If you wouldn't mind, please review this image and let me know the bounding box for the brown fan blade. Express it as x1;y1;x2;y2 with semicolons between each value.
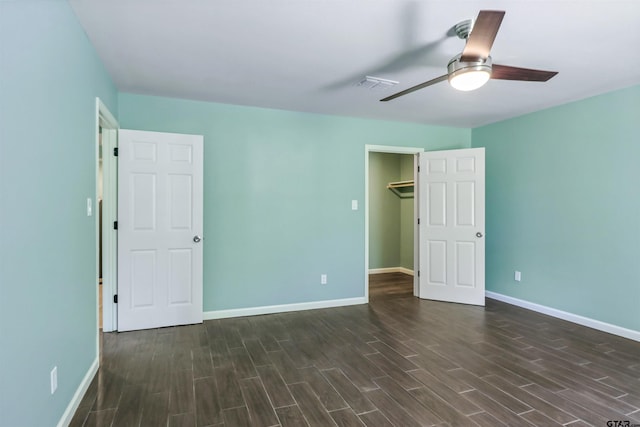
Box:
491;64;558;81
380;74;448;102
460;10;505;62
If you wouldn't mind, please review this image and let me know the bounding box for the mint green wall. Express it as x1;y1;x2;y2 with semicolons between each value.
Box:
472;85;640;331
369;153;401;269
119;93;470;311
0;2;117;426
399;154;414;270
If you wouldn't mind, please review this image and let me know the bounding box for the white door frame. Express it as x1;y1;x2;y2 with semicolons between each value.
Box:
364;144;424;302
96;98;118;334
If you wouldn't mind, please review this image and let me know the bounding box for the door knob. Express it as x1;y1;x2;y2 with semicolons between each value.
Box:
476;232;483;238
193;235;202;243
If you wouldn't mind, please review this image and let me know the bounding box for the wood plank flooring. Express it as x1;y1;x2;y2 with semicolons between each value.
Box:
369;272;414;301
71;273;640;426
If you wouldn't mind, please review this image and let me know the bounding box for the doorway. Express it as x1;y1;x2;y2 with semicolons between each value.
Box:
96;98;118;335
368;152;414;300
364;145;423;302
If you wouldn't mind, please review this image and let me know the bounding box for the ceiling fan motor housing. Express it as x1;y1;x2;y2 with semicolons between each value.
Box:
448;54;492;76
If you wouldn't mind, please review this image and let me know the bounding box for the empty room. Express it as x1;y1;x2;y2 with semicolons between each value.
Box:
1;1;639;426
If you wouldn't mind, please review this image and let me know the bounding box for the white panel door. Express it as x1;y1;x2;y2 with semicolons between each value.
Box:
418;148;485;305
118;129;203;331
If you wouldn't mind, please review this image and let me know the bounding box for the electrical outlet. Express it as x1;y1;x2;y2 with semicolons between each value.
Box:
351;200;358;211
321;274;327;285
50;366;58;394
514;271;521;282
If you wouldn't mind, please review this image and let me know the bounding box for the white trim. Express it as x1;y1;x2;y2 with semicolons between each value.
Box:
56;358;98;427
96;98;119;334
413;153;420;297
203;297;366;320
369;267;414;276
486;291;640;342
365;145;424;304
365;145;424;154
97;98;117;127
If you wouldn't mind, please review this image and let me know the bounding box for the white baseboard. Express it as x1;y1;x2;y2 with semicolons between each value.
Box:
57;357;99;427
486;291;640;342
204;297;367;320
369;267;414;276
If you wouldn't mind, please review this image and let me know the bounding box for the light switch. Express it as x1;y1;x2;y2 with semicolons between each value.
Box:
87;198;92;216
351;200;358;211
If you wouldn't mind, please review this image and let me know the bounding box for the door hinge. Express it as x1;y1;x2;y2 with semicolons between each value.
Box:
113;294;118;304
113;221;118;230
417;218;420;225
418;165;420;172
113;147;118;156
418;270;420;277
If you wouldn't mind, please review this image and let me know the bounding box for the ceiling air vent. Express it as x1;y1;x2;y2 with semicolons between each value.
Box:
356;76;399;91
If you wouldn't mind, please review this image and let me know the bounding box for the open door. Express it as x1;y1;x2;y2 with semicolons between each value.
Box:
417;148;485;305
117;129;204;331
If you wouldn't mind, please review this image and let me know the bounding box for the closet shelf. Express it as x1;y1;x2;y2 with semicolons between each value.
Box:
387;180;414;198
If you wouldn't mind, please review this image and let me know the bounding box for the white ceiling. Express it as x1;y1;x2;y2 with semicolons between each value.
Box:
69;0;640;128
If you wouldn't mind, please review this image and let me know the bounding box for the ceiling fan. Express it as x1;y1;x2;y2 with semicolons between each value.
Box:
380;10;558;102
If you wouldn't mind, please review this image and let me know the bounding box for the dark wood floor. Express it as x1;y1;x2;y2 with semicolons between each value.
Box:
71;273;640;426
369;272;414;301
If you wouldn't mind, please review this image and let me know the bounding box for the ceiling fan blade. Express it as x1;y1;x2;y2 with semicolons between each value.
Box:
491;64;558;81
460;10;505;62
380;74;448;102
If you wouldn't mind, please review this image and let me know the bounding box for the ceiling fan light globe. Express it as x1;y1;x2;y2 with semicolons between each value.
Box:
449;69;491;91
447;54;492;91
